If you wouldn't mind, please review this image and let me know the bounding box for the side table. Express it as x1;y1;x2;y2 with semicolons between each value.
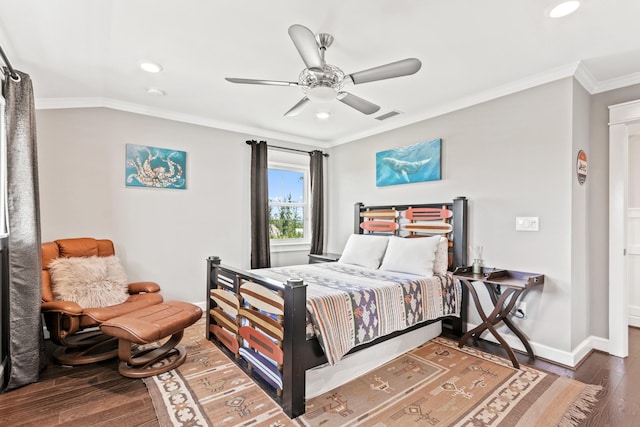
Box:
452;266;544;368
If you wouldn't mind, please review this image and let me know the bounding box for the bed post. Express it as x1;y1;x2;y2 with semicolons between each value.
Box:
452;196;468;267
451;196;468;336
354;202;364;234
205;256;221;341
281;278;307;418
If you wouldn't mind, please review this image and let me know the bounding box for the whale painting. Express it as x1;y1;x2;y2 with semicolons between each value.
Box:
376;138;441;186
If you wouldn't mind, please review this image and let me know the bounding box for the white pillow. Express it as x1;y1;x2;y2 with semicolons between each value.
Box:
338;234;390;269
433;236;449;275
379;235;441;276
49;255;129;308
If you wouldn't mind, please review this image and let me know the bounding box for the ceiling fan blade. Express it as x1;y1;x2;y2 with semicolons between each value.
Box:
337;92;380;115
284;97;311;117
225;77;298;87
288;24;323;70
348;58;422;85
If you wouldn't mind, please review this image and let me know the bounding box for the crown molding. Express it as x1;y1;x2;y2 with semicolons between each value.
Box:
573;62;598;93
592;71;640;94
329;62;581;147
34;96;329;148
35;97;105;109
104;98;330;147
574;62;640;94
34;61;640;149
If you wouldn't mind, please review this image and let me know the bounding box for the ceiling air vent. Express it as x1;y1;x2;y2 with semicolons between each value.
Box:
375;111;402;121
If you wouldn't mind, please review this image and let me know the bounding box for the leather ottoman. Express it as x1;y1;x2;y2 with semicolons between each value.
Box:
100;301;202;378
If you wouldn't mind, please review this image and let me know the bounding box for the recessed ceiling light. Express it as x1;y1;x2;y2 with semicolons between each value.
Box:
316;111;331;119
147;88;166;96
140;61;163;73
547;1;580;18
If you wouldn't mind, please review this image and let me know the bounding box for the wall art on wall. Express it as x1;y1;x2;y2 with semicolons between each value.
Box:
125;144;186;189
576;149;587;185
376;138;441;186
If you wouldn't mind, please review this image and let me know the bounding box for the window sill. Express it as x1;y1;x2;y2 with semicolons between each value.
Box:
270;241;311;253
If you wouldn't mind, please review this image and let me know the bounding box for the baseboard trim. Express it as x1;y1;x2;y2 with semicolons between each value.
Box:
464;322;612;368
629;305;640;327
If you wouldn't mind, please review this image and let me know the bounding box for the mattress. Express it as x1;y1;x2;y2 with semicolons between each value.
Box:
254;262;461;364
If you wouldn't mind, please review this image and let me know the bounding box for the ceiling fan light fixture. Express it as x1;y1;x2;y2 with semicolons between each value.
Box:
547;1;580;18
316;111;331;120
307;86;337;102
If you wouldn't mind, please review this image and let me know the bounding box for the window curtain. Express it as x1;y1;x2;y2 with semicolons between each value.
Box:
249;140;271;269
309;150;324;255
3;69;45;390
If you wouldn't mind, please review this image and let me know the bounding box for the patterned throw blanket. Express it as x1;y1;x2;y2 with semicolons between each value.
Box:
255;263;460;365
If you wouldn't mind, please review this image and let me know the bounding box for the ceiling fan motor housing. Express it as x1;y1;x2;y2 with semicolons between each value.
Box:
299;64;345;102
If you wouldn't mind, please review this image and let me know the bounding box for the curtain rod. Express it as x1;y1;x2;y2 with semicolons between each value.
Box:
246;140;329;157
0;45;19;80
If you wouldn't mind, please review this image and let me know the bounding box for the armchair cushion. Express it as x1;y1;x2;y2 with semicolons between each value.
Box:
81;293;164;324
48;255;129;308
128;281;162;294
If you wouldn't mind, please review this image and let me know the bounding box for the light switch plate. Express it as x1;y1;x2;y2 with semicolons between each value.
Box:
516;216;539;231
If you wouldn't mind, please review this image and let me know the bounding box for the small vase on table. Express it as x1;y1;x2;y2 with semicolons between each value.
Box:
472;258;483;274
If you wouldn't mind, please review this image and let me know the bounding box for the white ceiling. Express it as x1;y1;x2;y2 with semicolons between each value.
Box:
1;0;639;147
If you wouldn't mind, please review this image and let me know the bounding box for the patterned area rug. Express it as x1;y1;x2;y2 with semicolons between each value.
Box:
144;319;601;426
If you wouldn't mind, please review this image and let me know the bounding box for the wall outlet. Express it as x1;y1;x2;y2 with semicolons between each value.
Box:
514;302;526;319
515;217;539;231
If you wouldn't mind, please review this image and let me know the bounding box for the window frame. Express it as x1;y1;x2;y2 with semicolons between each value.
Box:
268;160;311;253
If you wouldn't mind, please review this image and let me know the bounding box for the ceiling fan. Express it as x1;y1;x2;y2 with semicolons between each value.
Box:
225;24;422;117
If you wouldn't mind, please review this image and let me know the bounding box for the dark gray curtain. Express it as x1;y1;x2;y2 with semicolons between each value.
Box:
249;140;271;269
309;150;324;255
3;69;44;390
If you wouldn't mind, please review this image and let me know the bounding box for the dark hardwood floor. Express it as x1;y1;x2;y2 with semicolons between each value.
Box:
1;329;639;426
0;342;158;427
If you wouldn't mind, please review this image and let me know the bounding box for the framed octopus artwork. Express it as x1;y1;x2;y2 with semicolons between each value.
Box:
125;144;186;189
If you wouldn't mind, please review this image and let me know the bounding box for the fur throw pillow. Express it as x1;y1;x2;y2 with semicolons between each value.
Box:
48;255;129;308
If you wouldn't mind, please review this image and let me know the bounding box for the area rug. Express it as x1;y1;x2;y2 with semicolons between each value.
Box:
144;319;601;427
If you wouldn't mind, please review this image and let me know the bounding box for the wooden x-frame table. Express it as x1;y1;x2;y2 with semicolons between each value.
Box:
452;266;544;369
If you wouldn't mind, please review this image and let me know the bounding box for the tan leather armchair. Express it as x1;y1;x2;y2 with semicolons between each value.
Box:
41;237;163;365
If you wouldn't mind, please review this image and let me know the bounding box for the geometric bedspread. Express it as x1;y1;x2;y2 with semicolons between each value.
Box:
255;263;461;365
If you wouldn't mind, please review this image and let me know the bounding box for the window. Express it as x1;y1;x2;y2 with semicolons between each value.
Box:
268;157;310;249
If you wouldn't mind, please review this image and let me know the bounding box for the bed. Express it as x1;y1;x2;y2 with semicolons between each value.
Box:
206;196;468;418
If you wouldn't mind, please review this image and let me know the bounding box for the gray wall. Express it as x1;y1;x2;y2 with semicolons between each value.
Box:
327;78;578;354
570;79;591;349
36;107;315;303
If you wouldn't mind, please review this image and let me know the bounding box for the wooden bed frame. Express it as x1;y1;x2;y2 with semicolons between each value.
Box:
206;196;468;418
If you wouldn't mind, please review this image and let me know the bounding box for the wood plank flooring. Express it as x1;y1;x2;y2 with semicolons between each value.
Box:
0;344;157;427
1;329;639;426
